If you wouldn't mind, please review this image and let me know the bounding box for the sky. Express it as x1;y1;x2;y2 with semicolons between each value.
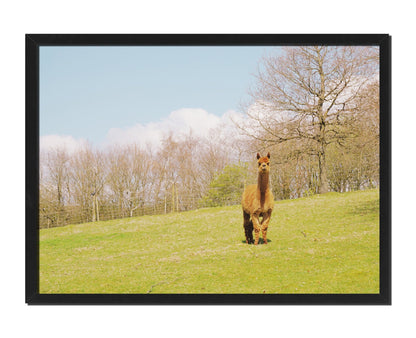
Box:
40;46;280;151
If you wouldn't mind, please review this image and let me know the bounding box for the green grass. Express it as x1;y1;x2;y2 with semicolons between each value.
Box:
39;189;379;294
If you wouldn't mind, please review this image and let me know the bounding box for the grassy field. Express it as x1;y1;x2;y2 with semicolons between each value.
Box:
39;189;379;294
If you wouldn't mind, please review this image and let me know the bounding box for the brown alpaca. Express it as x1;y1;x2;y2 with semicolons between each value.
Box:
242;152;274;245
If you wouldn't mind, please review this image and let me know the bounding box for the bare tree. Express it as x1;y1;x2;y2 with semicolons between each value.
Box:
242;46;379;193
39;148;71;226
45;148;70;207
106;146;131;217
69;144;106;222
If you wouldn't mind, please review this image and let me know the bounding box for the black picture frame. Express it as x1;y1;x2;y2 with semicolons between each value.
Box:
26;34;391;305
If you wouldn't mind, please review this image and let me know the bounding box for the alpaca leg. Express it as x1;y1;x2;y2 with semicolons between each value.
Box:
252;214;261;245
243;211;254;244
261;210;272;244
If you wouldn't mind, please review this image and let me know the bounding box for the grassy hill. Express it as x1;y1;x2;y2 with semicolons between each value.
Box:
39;189;379;294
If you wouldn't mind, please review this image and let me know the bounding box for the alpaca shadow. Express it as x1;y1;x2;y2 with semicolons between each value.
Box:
241;238;272;245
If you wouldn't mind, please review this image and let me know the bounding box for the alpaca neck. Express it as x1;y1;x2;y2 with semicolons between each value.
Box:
257;171;269;194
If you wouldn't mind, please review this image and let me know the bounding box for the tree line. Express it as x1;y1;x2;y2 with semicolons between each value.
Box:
40;46;379;228
40;128;246;228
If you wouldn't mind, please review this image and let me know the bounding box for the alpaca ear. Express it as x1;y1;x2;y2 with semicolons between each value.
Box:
267;152;270;159
257;153;261;159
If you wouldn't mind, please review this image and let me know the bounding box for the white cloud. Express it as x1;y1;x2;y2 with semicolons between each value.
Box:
105;108;243;149
40;108;249;152
40;134;88;153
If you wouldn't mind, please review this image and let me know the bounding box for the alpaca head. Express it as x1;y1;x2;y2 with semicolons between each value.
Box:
256;152;271;174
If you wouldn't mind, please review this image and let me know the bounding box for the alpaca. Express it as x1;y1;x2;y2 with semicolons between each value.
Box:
242;152;274;245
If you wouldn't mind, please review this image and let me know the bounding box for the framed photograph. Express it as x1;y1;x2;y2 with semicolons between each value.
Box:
26;34;391;305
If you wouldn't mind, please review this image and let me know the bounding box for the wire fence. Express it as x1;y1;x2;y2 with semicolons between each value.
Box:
39;193;243;229
39;177;380;229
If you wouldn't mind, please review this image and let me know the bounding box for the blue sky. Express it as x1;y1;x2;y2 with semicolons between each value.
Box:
40;46;280;149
